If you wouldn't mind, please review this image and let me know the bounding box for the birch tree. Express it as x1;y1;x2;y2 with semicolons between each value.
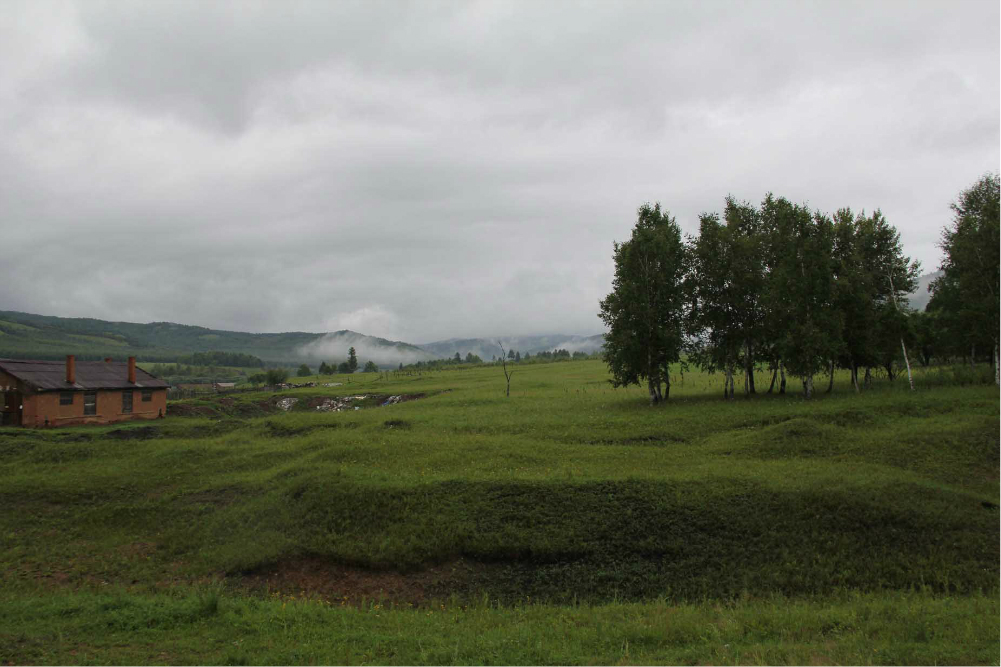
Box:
763;198;840;398
687;211;749;398
599;204;687;404
860;210;920;389
930;173;1000;385
724;197;767;395
831;208;871;392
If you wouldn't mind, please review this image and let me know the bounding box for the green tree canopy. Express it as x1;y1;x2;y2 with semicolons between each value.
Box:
687;197;767;398
265;368;288;385
929;173;1000;381
599;203;688;404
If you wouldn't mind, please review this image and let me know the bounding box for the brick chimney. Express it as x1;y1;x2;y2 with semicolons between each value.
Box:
127;357;136;384
66;355;76;384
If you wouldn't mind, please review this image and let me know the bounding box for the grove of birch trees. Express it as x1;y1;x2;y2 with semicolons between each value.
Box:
600;175;999;403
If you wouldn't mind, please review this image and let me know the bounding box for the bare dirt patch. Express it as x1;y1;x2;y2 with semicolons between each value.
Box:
167;404;219;418
579;433;687;446
237;556;494;606
169;391;434;420
184;487;243;508
117;541;157;560
105;425;159;440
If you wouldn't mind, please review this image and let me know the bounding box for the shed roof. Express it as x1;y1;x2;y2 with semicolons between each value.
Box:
0;359;170;391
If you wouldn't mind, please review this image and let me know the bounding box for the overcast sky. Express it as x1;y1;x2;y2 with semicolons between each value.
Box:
1;1;997;343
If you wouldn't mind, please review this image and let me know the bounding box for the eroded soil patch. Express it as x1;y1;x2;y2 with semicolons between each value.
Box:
263;420;349;438
237;557;494;606
106;426;160;441
167;404;219;418
170;391;436;420
579;433;687;446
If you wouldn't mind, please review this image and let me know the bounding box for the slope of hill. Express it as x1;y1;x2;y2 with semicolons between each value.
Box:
907;270;942;312
0;310;431;366
419;334;605;360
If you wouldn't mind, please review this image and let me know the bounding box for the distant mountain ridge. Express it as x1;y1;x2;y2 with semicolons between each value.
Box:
0;309;606;368
0;310;430;366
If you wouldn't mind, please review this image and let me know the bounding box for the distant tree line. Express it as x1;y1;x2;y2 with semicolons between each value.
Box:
149;363;248;380
248;368;290;386
393;347;600;372
176;351;265;368
600;175;999;404
293;347;382;376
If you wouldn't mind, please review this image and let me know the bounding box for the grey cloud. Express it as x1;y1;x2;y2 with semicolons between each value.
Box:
0;1;997;342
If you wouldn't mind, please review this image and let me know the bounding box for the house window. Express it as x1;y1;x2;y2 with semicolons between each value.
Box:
122;390;133;414
141;389;153;402
60;391;74;406
83;391;97;416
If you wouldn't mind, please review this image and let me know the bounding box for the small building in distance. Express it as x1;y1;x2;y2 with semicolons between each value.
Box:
0;356;169;427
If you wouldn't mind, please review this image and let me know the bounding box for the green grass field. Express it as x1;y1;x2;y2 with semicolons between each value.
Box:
1;360;998;664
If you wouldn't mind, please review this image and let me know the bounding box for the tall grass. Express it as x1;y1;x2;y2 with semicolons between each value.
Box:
1;588;997;665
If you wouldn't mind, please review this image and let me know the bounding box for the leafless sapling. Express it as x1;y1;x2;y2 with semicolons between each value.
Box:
498;342;514;397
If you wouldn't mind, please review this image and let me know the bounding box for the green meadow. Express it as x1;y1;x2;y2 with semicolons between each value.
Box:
1;360;998;664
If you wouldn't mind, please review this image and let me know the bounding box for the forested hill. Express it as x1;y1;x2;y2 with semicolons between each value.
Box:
0;310;430;365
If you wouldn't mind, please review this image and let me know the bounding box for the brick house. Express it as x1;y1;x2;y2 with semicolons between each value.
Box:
0;356;169;427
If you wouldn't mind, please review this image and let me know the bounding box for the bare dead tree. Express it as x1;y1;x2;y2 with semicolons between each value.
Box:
498;341;514;397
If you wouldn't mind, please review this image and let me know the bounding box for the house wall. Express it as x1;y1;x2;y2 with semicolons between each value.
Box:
0;370;23;425
22;388;167;427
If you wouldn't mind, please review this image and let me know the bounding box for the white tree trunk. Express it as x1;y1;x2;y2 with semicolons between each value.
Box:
900;337;915;391
888;272;914;391
994;340;999;387
647;347;658;405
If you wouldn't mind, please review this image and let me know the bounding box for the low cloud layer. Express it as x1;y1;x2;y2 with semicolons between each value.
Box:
296;331;432;368
1;1;997;342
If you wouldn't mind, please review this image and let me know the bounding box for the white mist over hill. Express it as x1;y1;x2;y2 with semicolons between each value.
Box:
296;331;434;367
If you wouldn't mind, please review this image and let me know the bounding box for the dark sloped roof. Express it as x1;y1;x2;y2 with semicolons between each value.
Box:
0;359;170;391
